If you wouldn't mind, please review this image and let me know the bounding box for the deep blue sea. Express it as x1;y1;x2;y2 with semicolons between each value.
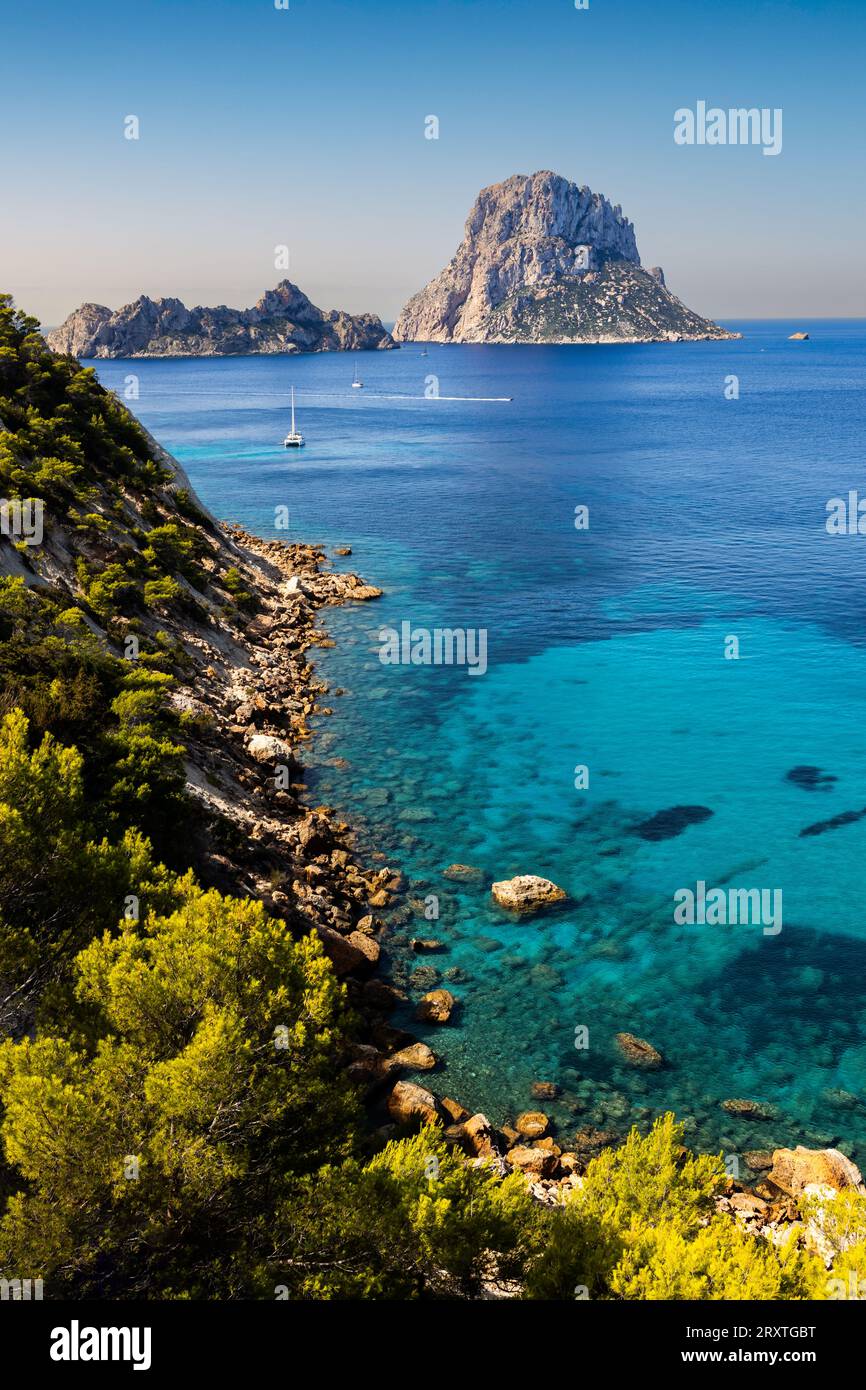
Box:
92;321;866;1172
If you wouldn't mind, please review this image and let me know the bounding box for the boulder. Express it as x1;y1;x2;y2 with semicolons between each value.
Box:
728;1193;769;1219
490;875;567;913
507;1145;559;1178
388;1042;438;1073
515;1111;550;1139
317;927;379;976
768;1147;865;1197
387;1080;442;1127
462;1113;502;1159
246;734;292;764
415;988;455;1024
615;1032;664;1069
362;979;406;1012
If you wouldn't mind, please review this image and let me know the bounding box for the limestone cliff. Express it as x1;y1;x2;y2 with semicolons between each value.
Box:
393;171;736;344
47;280;395;358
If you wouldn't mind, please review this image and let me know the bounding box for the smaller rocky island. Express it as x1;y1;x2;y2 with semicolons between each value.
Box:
47;280;396;358
394;170;738;346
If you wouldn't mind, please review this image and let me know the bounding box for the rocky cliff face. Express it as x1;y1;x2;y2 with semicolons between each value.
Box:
393;171;736;344
48;281;395;358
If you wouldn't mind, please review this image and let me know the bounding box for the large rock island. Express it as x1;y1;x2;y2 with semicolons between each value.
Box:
393;171;736;345
48;280;395;358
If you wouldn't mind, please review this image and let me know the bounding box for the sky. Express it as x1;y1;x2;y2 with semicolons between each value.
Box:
2;0;864;326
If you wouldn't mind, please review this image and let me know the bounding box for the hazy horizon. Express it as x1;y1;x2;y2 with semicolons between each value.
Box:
3;0;864;327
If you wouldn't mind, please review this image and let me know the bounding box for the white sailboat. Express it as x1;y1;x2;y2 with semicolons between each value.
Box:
283;386;304;448
351;360;363;388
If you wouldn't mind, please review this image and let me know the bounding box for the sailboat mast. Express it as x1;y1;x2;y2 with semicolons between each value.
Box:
291;386;295;434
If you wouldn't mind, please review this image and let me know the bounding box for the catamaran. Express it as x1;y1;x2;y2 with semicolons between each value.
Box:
351;360;363;389
283;386;304;448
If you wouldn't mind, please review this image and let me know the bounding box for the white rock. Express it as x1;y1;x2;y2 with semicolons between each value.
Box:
246;734;292;763
491;874;567;913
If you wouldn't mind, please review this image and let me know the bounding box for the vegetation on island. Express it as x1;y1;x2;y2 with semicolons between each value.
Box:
1;292;865;1300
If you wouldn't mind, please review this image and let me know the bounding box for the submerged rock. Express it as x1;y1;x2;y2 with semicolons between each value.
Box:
785;764;837;791
515;1111;550;1139
532;1081;561;1100
744;1150;775;1171
722;1098;775;1121
631;804;713;841
799;806;866;838
615;1032;664;1069
490;874;567;913
415;988;456;1024
443;863;484;882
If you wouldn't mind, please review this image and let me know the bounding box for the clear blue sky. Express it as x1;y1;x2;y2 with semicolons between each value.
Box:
2;0;863;324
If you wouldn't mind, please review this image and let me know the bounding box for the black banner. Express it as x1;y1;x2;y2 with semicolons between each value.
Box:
0;1298;858;1376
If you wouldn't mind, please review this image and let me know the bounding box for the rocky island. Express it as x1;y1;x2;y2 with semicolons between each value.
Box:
47;279;395;358
393;170;737;345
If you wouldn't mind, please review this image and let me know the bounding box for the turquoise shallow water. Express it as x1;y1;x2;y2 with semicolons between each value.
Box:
92;321;866;1169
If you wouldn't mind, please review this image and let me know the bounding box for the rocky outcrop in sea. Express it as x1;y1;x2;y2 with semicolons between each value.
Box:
47;280;396;358
393;170;737;345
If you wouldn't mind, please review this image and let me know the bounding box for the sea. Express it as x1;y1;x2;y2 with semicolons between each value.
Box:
91;320;866;1171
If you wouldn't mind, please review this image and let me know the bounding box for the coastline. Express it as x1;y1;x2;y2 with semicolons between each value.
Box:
211;525;864;1249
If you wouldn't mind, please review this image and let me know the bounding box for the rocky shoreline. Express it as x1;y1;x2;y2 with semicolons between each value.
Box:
194;529;864;1267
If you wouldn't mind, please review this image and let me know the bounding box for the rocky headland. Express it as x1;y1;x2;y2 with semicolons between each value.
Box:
47;279;395;358
393;170;738;345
